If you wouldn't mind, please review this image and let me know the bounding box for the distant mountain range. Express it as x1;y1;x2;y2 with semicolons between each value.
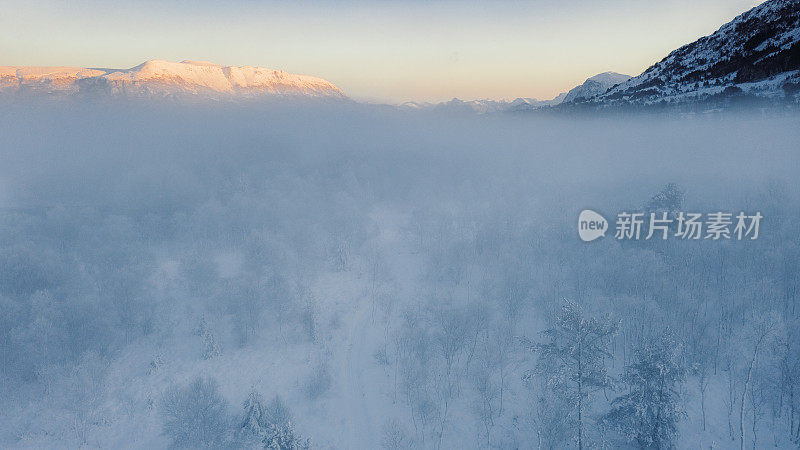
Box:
399;95;563;114
0;60;344;99
2;0;798;110
423;0;799;112
401;72;632;114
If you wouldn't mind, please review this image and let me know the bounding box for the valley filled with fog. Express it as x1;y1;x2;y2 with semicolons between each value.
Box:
0;101;799;449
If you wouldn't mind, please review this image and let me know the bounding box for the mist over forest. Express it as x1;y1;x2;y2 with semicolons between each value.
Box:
1;101;799;449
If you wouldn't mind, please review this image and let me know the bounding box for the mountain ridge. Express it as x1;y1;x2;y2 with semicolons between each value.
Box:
588;0;800;107
561;72;632;103
3;0;799;110
0;60;345;99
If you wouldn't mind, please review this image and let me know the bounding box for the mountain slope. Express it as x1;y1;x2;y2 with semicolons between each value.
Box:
594;0;800;106
561;72;631;103
402;73;618;114
0;60;345;99
503;73;623;112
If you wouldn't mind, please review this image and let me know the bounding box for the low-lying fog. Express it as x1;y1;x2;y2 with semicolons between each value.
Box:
0;101;798;449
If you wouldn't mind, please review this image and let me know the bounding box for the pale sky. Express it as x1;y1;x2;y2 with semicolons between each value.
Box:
0;0;763;103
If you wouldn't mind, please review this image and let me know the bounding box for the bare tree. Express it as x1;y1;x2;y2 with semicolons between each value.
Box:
528;300;618;450
739;315;778;450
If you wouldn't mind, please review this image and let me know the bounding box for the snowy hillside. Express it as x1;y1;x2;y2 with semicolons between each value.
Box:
594;0;800;106
561;72;631;103
0;60;344;99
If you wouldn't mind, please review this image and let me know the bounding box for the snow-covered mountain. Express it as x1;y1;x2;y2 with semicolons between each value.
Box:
399;98;513;114
502;73;629;112
0;60;345;99
400;95;566;114
561;72;631;103
400;88;571;114
399;96;567;114
507;92;568;109
592;0;800;106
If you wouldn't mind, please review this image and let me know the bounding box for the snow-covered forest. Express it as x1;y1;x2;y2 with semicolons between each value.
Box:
0;100;799;449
